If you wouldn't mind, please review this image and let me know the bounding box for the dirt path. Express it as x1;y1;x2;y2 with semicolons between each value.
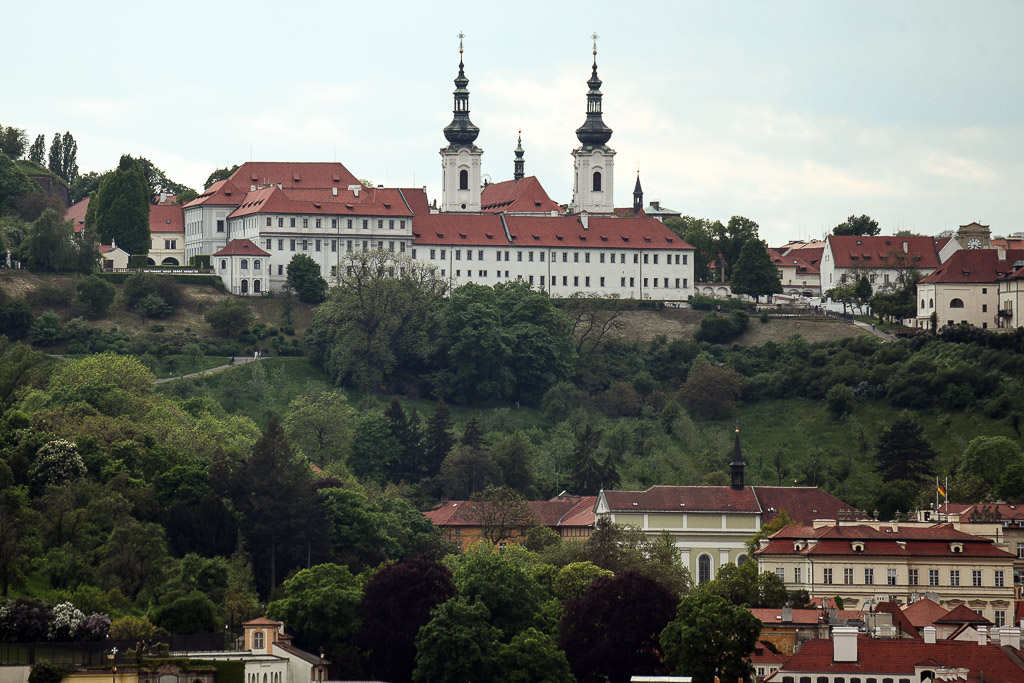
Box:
154;355;259;384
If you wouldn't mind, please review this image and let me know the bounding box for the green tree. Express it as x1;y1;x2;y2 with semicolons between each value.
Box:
309;250;446;391
661;591;761;683
93;155;150;256
28;135;45;165
152;590;219;635
875;412;936;483
413;596;501;683
71;172;108;204
349;411;403;484
0;154;36;215
702;560;788;609
495;627;575;683
204;165;239;190
423;399;456;479
47;133;62;178
96;518;170;599
825;383;855;419
0;126;28;159
467;485;539;546
30;310;63;346
832;214;880;236
491;432;535;493
438;443;501;499
266;563;362;665
21;208;78;272
665;216;721;281
452;549;550;639
286;253;328;303
680;355;740;420
60;132;79;184
719;216;760;280
205;298;254;337
730;239;782;302
283;388;356;466
957;436;1022;488
0;484;37;597
75;275;116;318
0;299;34;342
134;157;193;197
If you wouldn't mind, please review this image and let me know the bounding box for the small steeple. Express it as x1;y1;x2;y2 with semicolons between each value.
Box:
443;32;480;148
632;170;643;214
513;130;525;182
730;427;745;491
575;33;613;147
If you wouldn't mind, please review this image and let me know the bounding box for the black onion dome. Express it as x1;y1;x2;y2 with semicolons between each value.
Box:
443;53;480;146
575;58;613;146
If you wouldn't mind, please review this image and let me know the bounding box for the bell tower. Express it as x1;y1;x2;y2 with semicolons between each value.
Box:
440;32;483;212
572;34;615;214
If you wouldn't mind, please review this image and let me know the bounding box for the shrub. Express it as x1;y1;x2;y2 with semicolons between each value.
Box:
189;254;211;269
205;298;255;338
28;662;70;683
283;325;295;336
825;383;855;419
74;275;116;318
0;299;34;340
30;311;64;346
694;312;749;344
139;294;173;319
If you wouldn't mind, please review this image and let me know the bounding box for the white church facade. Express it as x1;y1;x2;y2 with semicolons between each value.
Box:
183;39;695;300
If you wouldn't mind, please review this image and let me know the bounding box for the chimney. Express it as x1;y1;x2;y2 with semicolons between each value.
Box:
923;626;936;644
159;192;167;204
903;241;909;254
580;213;589;230
782;605;793;622
1004;626;1021;650
992;626;1001;646
332;187;338;196
977;625;988;646
832;626;858;662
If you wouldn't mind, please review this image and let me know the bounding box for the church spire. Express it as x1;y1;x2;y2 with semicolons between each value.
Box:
513;130;525;182
633;170;643;214
575;33;613;147
443;32;480;148
730;427;746;491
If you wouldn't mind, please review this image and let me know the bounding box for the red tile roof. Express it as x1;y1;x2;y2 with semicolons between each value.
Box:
229;161;359;191
242;617;281;626
411;214;693;251
753;487;858;525
774;636;1024;679
757;523;1016;559
935;604;992;625
228;185;414;219
873;601;922;639
750;641;787;664
480;176;561;214
902;597;949;628
770;246;823;275
398;187;431;215
213;239;270;257
423;495;596;529
826;235;941;269
749;608;828;626
919;248;1024;284
956;503;1024;523
185;178;247;208
150;204;184;233
65;197;89;233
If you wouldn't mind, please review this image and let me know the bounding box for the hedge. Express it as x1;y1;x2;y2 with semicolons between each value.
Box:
98;273;225;289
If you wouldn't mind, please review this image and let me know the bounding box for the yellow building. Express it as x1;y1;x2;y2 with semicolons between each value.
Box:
915;247;1024;329
149;204;186;266
755;522;1017;626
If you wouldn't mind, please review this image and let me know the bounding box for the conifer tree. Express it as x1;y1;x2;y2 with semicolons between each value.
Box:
730;238;782;302
385;398;425;482
423;400;455;478
93;155;150;256
875;412;937;484
461;417;486;455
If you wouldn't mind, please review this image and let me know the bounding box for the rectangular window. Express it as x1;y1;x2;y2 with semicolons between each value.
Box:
887;568;897;586
278;217;284;228
332;219;337;229
909;569;918;585
675;254;680;264
401;242;406;253
539;251;545;262
441;249;447;259
620;277;626;287
585;253;590;264
302;240;309;251
217;220;224;232
375;220;382;229
610;253;616;264
843;568;854;585
995;609;1007;627
456;270;460;277
362;240;368;251
972;570;982;587
478;250;484;260
505;250;510;261
441;269;446;276
562;253;568;263
585;276;590;287
456;250;461;261
563;276;568;286
389;220;394;230
600;253;606;263
278;239;284;250
823;568;833;585
644;254;649;264
643;277;649;287
653;278;658;288
518;252;523;262
389;241;395;252
316;219;322;228
864;568;874;585
928;569;939;586
362;219;368;230
496;251;502;261
265;239;272;250
653;254;659;264
600;277;605;287
995;570;1005;587
528;251;534;262
634;254;639;264
574;276;579;286
290;218;296;228
675;278;680;288
430;249;436;260
267;217;272;227
528;275;534;285
401;220;406;229
683;254;688;264
574;252;579;263
664;278;669;288
630;277;635;287
794;567;802;583
315;239;321;252
302;218;308;228
290;239;296;251
277;264;283;275
950;570;960;587
346;240;353;251
539;275;544;285
1017;543;1023;559
775;567;785;581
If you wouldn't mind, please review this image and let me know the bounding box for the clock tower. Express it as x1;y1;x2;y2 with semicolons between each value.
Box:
957;222;991;250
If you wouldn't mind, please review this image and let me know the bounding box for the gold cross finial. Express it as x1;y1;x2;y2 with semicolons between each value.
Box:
592;32;599;56
458;31;465;54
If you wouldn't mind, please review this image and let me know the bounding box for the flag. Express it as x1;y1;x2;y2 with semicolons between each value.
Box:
937;483;947;499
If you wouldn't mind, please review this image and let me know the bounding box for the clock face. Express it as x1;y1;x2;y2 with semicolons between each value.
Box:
967;238;982;249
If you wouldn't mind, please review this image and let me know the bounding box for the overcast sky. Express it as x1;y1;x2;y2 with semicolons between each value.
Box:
5;1;1023;245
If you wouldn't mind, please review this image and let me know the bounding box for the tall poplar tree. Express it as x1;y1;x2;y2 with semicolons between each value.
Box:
60;132;78;184
93;155;150;255
28;135;45;165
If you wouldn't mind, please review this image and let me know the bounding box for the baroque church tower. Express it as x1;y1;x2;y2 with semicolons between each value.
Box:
572;34;616;214
440;33;483;212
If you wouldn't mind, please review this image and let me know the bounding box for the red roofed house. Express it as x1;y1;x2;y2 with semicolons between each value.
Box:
597;431;860;583
423;494;596;551
769;244;824;297
999;259;1024;330
821;235;942;298
148;203;185;266
99;243;130;270
750;640;786;682
214;239;270;295
914;247;1024;330
755;522;1017;625
768;626;1024;682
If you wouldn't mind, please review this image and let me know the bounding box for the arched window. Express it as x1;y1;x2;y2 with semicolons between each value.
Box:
929;298;933;308
921;299;925;308
221;259;227;270
240;259;249;270
253;259;261;270
949;298;964;308
161;257;179;266
736;554;748;566
253;631;264;649
254;279;261;294
459;169;469;190
698;554;712;584
592;171;602;192
241;279;249;294
147;258;156;266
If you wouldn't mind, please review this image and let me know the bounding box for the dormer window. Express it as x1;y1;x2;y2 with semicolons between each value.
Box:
253;631;264;649
949;542;964;553
851;542;865;552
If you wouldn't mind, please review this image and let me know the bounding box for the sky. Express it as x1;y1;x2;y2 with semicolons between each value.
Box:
4;1;1024;246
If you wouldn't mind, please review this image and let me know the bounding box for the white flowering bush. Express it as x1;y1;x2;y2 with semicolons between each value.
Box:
48;602;85;641
30;440;87;489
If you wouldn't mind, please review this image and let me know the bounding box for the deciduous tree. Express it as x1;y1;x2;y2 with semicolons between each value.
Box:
466;485;539;546
286;253;328;303
832;214;880;236
28;135;45;165
283;388;356;466
661;591;761;683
